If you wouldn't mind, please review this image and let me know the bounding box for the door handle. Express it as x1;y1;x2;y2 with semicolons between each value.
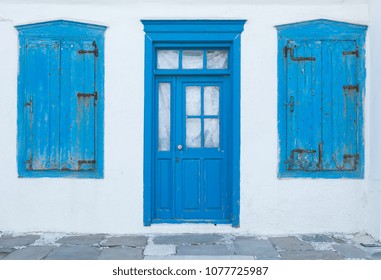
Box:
177;144;183;150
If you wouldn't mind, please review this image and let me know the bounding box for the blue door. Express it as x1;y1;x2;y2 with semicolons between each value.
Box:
154;76;231;223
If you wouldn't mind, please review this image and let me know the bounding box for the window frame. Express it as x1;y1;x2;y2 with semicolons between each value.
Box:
16;20;106;179
276;19;367;179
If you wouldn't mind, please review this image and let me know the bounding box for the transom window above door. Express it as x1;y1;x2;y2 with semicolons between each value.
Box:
156;49;229;69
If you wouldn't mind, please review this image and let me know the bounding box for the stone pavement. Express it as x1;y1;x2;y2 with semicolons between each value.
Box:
0;232;380;260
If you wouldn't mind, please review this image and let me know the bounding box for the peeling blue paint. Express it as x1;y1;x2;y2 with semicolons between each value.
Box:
277;19;367;179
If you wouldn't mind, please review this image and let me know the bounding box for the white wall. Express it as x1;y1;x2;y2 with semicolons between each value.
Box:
0;0;373;235
368;0;381;241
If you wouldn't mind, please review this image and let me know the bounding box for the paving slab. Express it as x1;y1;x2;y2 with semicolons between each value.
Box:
45;246;100;260
279;250;343;260
153;234;224;245
177;245;232;255
56;234;105;246
234;237;281;259
369;252;381;260
99;247;143;260
0;235;40;248
0;247;15;254
4;246;54;260
145;255;255;260
101;236;147;247
144;244;176;256
332;244;369;259
299;234;334;243
269;237;314;251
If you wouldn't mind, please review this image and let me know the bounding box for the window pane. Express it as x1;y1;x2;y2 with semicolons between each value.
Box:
204;119;220;148
186;118;201;148
207;50;228;69
186;86;201;116
182;50;203;69
204;86;220;115
158;83;171;151
157;50;179;69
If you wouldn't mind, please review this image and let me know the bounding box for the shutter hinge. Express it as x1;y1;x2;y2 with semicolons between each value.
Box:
78;49;98;57
343;85;359;92
25;159;32;170
77;91;98;101
284;46;316;62
78;42;98;57
343;50;359;58
25;97;33;112
284;96;294;112
78;160;96;165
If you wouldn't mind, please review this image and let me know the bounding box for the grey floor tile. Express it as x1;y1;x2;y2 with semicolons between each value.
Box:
153;234;224;245
45;246;100;260
234;237;281;259
56;234;105;246
101;236;147;247
269;237;314;251
299;234;334;243
99;247;143;260
0;235;40;248
4;246;54;260
177;245;232;255
145;255;255;260
280;250;343;260
332;244;369;259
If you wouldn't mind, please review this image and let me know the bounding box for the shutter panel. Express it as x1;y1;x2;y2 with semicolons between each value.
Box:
285;40;322;171
60;41;96;171
25;40;60;170
322;41;359;171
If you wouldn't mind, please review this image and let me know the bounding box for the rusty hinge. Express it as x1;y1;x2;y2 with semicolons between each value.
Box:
343;85;359;92
78;42;98;57
343;50;359;58
284;46;316;62
25;159;32;170
318;143;323;170
78;49;98;57
78;160;96;165
25;97;33;112
284;96;294;112
77;91;98;100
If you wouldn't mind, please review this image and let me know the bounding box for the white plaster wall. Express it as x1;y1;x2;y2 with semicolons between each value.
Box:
0;0;372;235
368;0;381;241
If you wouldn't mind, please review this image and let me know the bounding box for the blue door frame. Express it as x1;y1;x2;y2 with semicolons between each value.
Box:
142;20;246;226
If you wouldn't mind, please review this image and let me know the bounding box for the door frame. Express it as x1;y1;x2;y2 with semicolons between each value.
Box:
141;20;246;227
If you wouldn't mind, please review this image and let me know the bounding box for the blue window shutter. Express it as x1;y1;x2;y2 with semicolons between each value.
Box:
25;40;60;170
285;40;322;171
322;41;359;171
60;41;96;171
277;19;367;178
16;20;106;178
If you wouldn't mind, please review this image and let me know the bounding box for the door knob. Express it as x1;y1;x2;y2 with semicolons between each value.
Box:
177;144;183;150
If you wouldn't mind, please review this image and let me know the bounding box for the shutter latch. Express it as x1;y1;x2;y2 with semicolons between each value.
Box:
284;96;294;112
343;85;359;92
343;50;359;58
78;42;99;57
284;46;316;62
77;91;98;101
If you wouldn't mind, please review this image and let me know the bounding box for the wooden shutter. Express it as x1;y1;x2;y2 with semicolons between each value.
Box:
285;40;322;171
60;41;97;171
25;40;60;170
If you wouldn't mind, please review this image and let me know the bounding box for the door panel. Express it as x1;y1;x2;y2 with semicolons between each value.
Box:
154;76;230;222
